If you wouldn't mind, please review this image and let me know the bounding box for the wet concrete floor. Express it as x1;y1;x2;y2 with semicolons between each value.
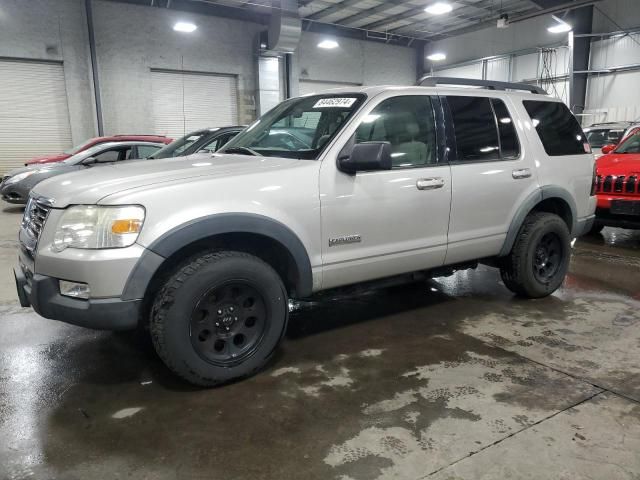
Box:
1;205;640;479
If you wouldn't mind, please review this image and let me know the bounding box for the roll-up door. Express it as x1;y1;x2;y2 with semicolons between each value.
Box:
0;59;73;173
150;70;239;139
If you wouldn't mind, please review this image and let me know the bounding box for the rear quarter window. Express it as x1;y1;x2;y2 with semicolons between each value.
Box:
523;100;588;156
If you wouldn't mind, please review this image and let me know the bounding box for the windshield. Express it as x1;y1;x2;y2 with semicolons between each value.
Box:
150;130;213;159
62;143;116;165
614;130;640;154
221;94;365;159
585;128;625;148
63;139;95;155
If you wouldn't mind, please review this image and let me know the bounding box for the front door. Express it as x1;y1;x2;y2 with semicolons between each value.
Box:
319;94;452;290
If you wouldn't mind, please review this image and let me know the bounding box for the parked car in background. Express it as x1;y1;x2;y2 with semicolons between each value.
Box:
149;126;244;160
584;121;639;158
1;141;164;204
24;134;172;166
592;128;640;232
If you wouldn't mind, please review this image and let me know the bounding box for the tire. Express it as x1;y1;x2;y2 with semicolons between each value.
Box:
150;251;288;387
500;212;571;299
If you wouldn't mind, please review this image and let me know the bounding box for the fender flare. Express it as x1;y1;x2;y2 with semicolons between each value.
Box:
121;213;314;300
498;186;577;257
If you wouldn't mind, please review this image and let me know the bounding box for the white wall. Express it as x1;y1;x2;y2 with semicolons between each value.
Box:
0;0;96;145
298;31;416;88
92;0;263;133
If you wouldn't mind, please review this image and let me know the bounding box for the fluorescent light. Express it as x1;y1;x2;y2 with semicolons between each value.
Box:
425;2;453;15
427;52;447;61
318;39;339;49
548;21;572;33
173;21;197;33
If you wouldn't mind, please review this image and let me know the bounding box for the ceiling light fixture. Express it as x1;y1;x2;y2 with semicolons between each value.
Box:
318;39;339;49
425;2;453;15
547;16;572;34
173;21;197;33
427;52;447;61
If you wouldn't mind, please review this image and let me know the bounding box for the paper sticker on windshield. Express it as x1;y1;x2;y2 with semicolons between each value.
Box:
313;98;357;109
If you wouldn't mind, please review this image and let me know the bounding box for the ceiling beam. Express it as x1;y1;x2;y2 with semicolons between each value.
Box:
305;0;365;21
360;0;510;32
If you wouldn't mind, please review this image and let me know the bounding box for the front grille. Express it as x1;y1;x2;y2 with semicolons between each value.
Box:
596;174;640;195
22;197;52;243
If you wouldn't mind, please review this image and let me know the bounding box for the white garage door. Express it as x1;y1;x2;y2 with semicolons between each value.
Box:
299;80;361;96
0;59;73;174
150;70;239;139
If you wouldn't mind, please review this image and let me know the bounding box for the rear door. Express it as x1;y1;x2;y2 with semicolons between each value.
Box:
444;95;538;264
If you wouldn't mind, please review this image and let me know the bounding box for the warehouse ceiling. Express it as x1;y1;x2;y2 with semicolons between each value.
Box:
113;0;590;42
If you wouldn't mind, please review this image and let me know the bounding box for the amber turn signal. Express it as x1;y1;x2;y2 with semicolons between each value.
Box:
111;219;143;235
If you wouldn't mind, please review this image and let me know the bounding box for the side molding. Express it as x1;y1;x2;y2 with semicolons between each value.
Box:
121;213;314;300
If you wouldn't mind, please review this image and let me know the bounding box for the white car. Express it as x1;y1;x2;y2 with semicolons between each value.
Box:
584;121;640;158
15;78;596;386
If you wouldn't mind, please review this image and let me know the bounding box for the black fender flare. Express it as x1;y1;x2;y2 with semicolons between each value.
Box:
499;186;577;257
121;213;314;300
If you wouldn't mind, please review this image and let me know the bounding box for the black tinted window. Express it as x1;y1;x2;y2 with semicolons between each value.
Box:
355;96;437;167
523;101;587;156
492;99;520;158
448;96;500;161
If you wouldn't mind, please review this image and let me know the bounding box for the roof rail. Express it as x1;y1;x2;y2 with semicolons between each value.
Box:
416;76;548;95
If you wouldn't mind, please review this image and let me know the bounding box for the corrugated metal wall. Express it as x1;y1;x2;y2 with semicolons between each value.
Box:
584;33;640;124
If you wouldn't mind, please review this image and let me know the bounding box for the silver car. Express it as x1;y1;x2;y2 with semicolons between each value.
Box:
1;141;164;204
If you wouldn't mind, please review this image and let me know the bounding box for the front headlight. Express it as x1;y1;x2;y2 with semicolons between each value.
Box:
4;171;36;185
52;205;145;252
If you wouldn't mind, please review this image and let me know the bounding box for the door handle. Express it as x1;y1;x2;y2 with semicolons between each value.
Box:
512;168;532;179
416;177;445;190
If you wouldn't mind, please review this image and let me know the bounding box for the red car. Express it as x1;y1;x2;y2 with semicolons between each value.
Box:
592;128;640;232
25;134;172;166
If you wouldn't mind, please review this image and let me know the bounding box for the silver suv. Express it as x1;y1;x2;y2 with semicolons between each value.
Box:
15;78;596;386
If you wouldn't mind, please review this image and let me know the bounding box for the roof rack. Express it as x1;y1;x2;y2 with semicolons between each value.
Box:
416;76;548;95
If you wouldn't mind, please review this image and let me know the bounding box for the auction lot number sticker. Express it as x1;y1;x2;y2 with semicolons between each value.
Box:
313;98;357;108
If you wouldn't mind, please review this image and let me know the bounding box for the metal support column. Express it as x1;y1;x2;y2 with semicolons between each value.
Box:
85;0;104;135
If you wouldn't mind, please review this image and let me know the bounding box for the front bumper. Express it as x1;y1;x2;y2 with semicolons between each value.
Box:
594;207;640;230
1;182;29;204
14;263;140;330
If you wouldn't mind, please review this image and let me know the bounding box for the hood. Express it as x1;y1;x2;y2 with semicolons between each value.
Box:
32;153;302;207
596;152;640;176
25;153;71;165
4;163;60;177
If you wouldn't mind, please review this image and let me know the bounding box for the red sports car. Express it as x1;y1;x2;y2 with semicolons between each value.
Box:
592;128;640;232
25;134;172;166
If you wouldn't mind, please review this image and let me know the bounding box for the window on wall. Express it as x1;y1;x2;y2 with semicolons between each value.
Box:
354;96;437;168
523;100;587;156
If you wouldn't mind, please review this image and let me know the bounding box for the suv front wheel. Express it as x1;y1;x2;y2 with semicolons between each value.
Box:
500;212;571;298
150;251;288;386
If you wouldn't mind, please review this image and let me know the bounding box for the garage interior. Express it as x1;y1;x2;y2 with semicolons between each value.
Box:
1;0;640;478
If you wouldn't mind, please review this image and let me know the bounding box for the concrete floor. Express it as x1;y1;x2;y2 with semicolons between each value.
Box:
1;205;640;480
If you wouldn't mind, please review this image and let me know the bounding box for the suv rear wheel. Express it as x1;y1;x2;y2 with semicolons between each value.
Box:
500;212;571;298
150;251;288;386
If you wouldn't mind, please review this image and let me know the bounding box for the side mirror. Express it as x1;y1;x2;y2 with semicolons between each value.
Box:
82;157;98;165
338;142;392;174
601;144;616;154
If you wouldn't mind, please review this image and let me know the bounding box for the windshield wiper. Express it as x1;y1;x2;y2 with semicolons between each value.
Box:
223;147;262;156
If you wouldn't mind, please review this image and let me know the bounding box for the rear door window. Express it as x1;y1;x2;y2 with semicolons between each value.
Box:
447;96;500;161
491;99;520;158
523;101;588;156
